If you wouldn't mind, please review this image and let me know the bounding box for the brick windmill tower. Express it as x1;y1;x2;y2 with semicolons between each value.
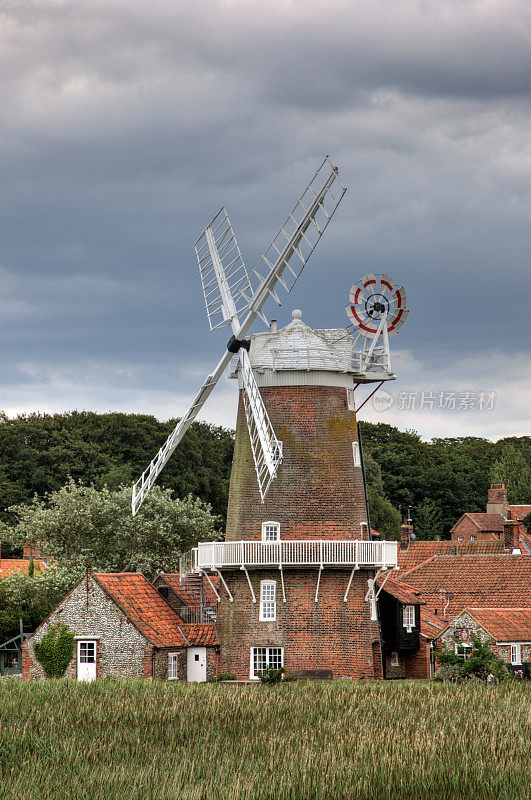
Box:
132;159;406;680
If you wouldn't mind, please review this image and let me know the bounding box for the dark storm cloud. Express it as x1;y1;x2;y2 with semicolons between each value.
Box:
1;0;529;437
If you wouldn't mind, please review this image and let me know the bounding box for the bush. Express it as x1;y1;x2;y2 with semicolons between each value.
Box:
259;667;285;685
33;624;75;678
434;635;509;683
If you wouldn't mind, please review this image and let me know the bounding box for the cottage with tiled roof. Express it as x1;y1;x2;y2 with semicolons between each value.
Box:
399;553;531;618
22;573;218;682
437;608;531;676
450;484;529;552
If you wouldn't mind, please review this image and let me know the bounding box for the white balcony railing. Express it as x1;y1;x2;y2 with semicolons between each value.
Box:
180;539;397;576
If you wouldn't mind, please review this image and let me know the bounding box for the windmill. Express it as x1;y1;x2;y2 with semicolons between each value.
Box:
132;157;346;516
347;273;408;380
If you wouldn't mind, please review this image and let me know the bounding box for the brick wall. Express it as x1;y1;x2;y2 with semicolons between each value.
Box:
22;576;152;681
404;640;432;679
216;568;381;680
451;516;501;543
226;386;369;542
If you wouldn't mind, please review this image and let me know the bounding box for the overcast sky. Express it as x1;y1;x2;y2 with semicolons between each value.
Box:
2;0;530;442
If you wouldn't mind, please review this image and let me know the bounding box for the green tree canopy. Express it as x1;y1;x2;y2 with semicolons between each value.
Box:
490;445;531;504
2;480;220;578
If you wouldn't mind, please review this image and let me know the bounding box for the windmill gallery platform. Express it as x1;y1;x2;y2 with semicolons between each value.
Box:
179;312;399;680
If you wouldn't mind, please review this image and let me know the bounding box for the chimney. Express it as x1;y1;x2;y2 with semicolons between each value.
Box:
270;320;278;333
487;483;508;515
503;520;521;553
400;522;413;551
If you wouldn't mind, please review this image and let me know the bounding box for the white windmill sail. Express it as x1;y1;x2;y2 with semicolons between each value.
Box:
131;156;346;516
239;349;282;500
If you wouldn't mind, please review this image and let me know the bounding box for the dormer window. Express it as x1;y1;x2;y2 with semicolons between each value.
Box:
262;522;280;542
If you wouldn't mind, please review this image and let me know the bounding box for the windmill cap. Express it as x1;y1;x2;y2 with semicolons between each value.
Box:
292;309;303;320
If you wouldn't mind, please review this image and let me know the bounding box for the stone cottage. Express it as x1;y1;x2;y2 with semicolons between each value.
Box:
437;607;531;676
22;572;218;682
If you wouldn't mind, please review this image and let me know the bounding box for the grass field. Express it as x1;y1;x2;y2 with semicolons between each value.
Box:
1;679;530;800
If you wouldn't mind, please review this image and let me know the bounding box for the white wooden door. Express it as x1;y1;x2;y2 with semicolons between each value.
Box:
77;640;97;681
187;647;207;682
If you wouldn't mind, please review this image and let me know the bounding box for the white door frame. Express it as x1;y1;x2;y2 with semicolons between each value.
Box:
77;640;97;682
187;647;207;682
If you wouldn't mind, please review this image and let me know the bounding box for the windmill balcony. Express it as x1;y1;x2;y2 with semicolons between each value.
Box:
179;539;397;577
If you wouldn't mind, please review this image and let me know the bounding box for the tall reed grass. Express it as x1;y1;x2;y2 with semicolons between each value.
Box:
1;679;529;800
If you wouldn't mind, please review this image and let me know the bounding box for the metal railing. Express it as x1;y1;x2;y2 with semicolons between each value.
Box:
180;539;397;575
177;605;217;624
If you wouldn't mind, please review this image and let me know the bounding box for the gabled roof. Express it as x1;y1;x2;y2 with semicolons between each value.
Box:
508;505;531;521
397;540;505;573
455;513;504;532
463;608;531;642
400;554;531;618
378;575;425;605
0;559;46;578
520;532;531;554
93;573;216;648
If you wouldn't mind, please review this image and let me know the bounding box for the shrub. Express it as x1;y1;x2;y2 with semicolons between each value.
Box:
435;635;509;683
33;624;75;678
210;673;236;683
259;667;285;685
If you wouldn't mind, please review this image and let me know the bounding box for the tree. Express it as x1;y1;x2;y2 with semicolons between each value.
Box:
490;445;531;504
414;498;444;540
3;480;221;579
0;563;83;641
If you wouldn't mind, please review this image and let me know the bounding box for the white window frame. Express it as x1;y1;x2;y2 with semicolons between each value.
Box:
403;605;415;632
454;643;472;660
262;521;280;542
347;388;355;411
259;580;276;622
250;647;284;680
352;442;361;467
510;644;522;665
457;536;463;542
390;651;399;667
168;652;179;680
471;535;477;542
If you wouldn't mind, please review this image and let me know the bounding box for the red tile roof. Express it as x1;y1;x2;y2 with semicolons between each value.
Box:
156;574;200;606
93;573;216;648
460;608;531;642
0;559;46;578
400;554;531;618
508;505;531;521
520;532;531;554
420;607;446;639
397;540;505;573
181;624;218;646
378;575;425;605
461;513;504;532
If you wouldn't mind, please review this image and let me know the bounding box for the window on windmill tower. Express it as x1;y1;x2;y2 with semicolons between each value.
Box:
259;580;277;621
390;652;399;667
403;605;415;632
250;647;283;679
352;442;361;467
347;388;355;411
262;521;280;542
